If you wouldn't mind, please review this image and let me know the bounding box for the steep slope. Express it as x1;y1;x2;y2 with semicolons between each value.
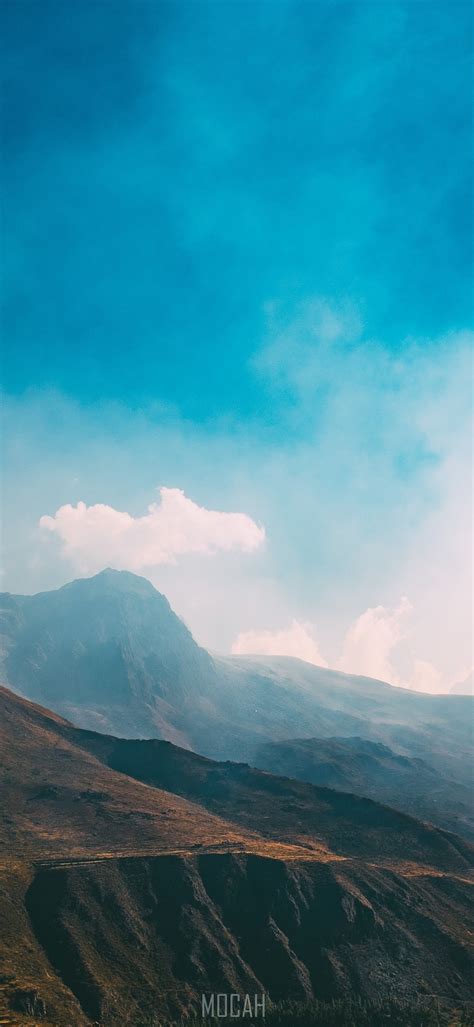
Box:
3;684;471;870
0;568;217;746
1;570;472;787
210;654;473;785
0;687;473;1026
253;736;474;841
0;685;262;862
74;730;474;871
24;853;473;1025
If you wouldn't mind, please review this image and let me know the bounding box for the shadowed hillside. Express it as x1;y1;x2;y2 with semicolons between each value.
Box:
253;736;474;841
0;686;473;1026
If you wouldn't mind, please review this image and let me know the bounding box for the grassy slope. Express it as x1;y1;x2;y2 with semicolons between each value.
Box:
0;686;472;1026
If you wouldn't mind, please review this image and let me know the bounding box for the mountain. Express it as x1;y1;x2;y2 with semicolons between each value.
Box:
0;569;216;747
1;569;472;787
212;654;473;789
254;736;474;841
1;685;473;1026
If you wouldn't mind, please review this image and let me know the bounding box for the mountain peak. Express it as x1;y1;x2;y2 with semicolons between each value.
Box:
64;567;161;598
0;569;214;726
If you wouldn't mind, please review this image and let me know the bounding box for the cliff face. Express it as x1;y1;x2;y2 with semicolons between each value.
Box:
24;853;473;1026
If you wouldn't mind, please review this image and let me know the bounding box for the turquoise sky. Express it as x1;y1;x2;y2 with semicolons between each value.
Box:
2;0;473;691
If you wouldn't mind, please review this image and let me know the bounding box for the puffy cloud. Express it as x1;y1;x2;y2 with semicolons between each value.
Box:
231;599;467;693
231;619;328;667
403;659;474;695
450;669;474;696
408;659;446;694
335;599;466;693
337;597;412;685
40;487;265;574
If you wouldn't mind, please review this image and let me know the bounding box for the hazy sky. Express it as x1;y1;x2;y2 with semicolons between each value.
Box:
2;0;472;692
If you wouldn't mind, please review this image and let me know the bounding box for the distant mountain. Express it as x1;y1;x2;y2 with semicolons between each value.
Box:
254;735;474;841
0;568;216;746
1;685;473;1025
1;571;472;790
214;654;473;789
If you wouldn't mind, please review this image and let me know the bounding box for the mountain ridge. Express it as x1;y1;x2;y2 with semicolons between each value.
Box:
253;734;474;841
1;684;473;1025
1;570;472;789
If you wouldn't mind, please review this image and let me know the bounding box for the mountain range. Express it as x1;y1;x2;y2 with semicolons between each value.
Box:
1;684;473;1025
254;735;474;841
1;570;473;1025
1;569;472;838
1;569;472;780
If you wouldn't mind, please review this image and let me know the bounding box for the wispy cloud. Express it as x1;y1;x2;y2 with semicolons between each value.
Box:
40;487;265;574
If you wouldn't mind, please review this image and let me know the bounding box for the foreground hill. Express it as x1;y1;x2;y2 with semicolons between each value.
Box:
1;571;472;793
253;736;474;841
0;686;473;1026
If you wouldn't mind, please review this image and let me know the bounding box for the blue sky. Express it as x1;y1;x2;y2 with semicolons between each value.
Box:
2;0;473;691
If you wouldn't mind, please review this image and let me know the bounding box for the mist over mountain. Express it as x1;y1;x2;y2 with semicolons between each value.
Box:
1;570;472;792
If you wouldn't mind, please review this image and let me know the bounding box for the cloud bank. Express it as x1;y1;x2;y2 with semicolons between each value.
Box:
336;597;412;684
40;487;265;574
231;598;467;694
232;619;328;667
231;604;411;682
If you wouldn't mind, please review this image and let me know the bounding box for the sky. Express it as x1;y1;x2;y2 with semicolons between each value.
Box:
2;0;473;693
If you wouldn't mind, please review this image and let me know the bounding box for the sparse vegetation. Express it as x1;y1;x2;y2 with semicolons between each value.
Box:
1;684;473;1027
136;998;474;1027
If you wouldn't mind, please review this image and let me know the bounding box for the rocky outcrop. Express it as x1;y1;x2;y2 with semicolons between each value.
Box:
24;853;473;1025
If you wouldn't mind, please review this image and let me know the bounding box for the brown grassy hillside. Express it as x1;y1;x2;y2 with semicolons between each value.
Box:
0;686;472;1026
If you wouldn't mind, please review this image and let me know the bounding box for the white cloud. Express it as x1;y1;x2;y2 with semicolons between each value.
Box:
231;600;467;693
336;597;412;685
408;659;443;694
5;319;471;695
230;597;464;694
450;669;474;695
231;619;328;667
40;487;265;574
335;600;469;693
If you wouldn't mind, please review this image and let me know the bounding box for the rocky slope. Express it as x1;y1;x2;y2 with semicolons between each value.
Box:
0;568;216;747
24;853;473;1024
0;686;473;1026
